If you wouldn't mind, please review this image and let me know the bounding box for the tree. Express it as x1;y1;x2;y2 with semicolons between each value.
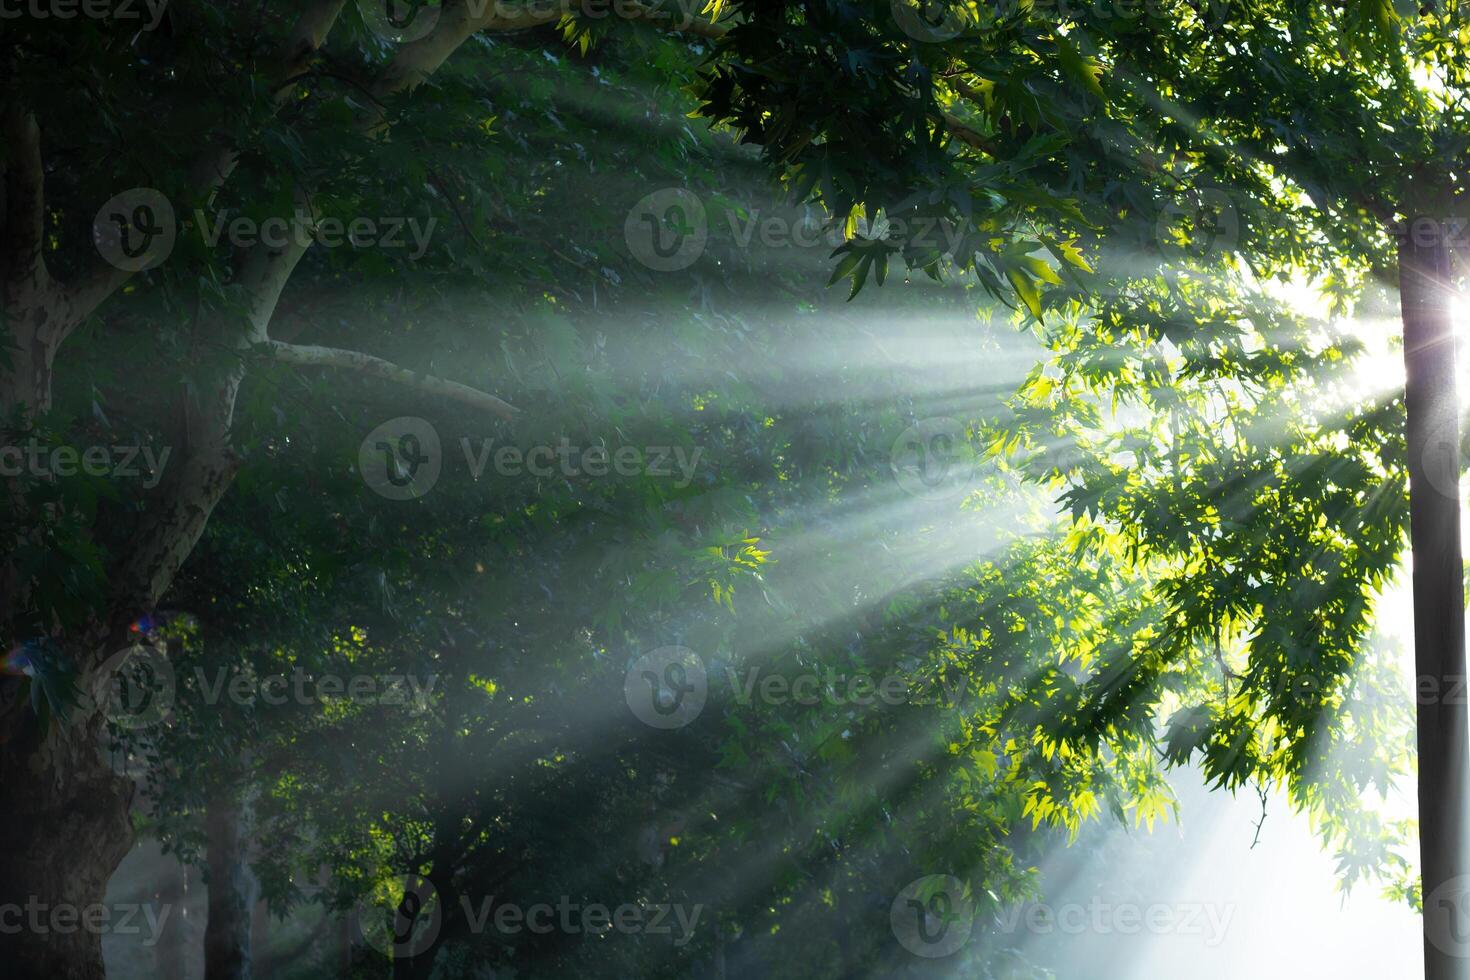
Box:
693;0;1466;972
112;43;1180;976
0;4;727;975
2;0;1453;977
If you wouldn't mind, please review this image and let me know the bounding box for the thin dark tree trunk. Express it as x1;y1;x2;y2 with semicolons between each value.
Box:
153;857;192;980
251;897;271;980
204;786;256;980
1400;185;1470;980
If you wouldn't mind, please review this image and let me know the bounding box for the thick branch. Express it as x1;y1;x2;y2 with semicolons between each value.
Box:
111;0;705;613
190;0;349;194
262;340;520;422
108;238;313;617
943;113;999;155
372;0;726;97
59;1;351;334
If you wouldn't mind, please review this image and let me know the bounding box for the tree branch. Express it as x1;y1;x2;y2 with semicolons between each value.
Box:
107;236;315;620
943;113;999;155
261;340;520;422
58;0;352;336
372;0;727;98
192;0;351;193
110;0;698;615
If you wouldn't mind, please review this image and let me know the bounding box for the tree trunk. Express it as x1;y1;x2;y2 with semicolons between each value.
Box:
204;786;256;980
1400;190;1470;979
251;898;272;980
0;713;134;980
153;858;192;980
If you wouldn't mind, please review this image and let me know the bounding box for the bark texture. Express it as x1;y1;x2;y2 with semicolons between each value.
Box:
1400;189;1470;980
204;788;256;980
0;712;135;979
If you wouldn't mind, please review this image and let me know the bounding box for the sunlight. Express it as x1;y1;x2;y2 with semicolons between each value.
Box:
15;3;1467;978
